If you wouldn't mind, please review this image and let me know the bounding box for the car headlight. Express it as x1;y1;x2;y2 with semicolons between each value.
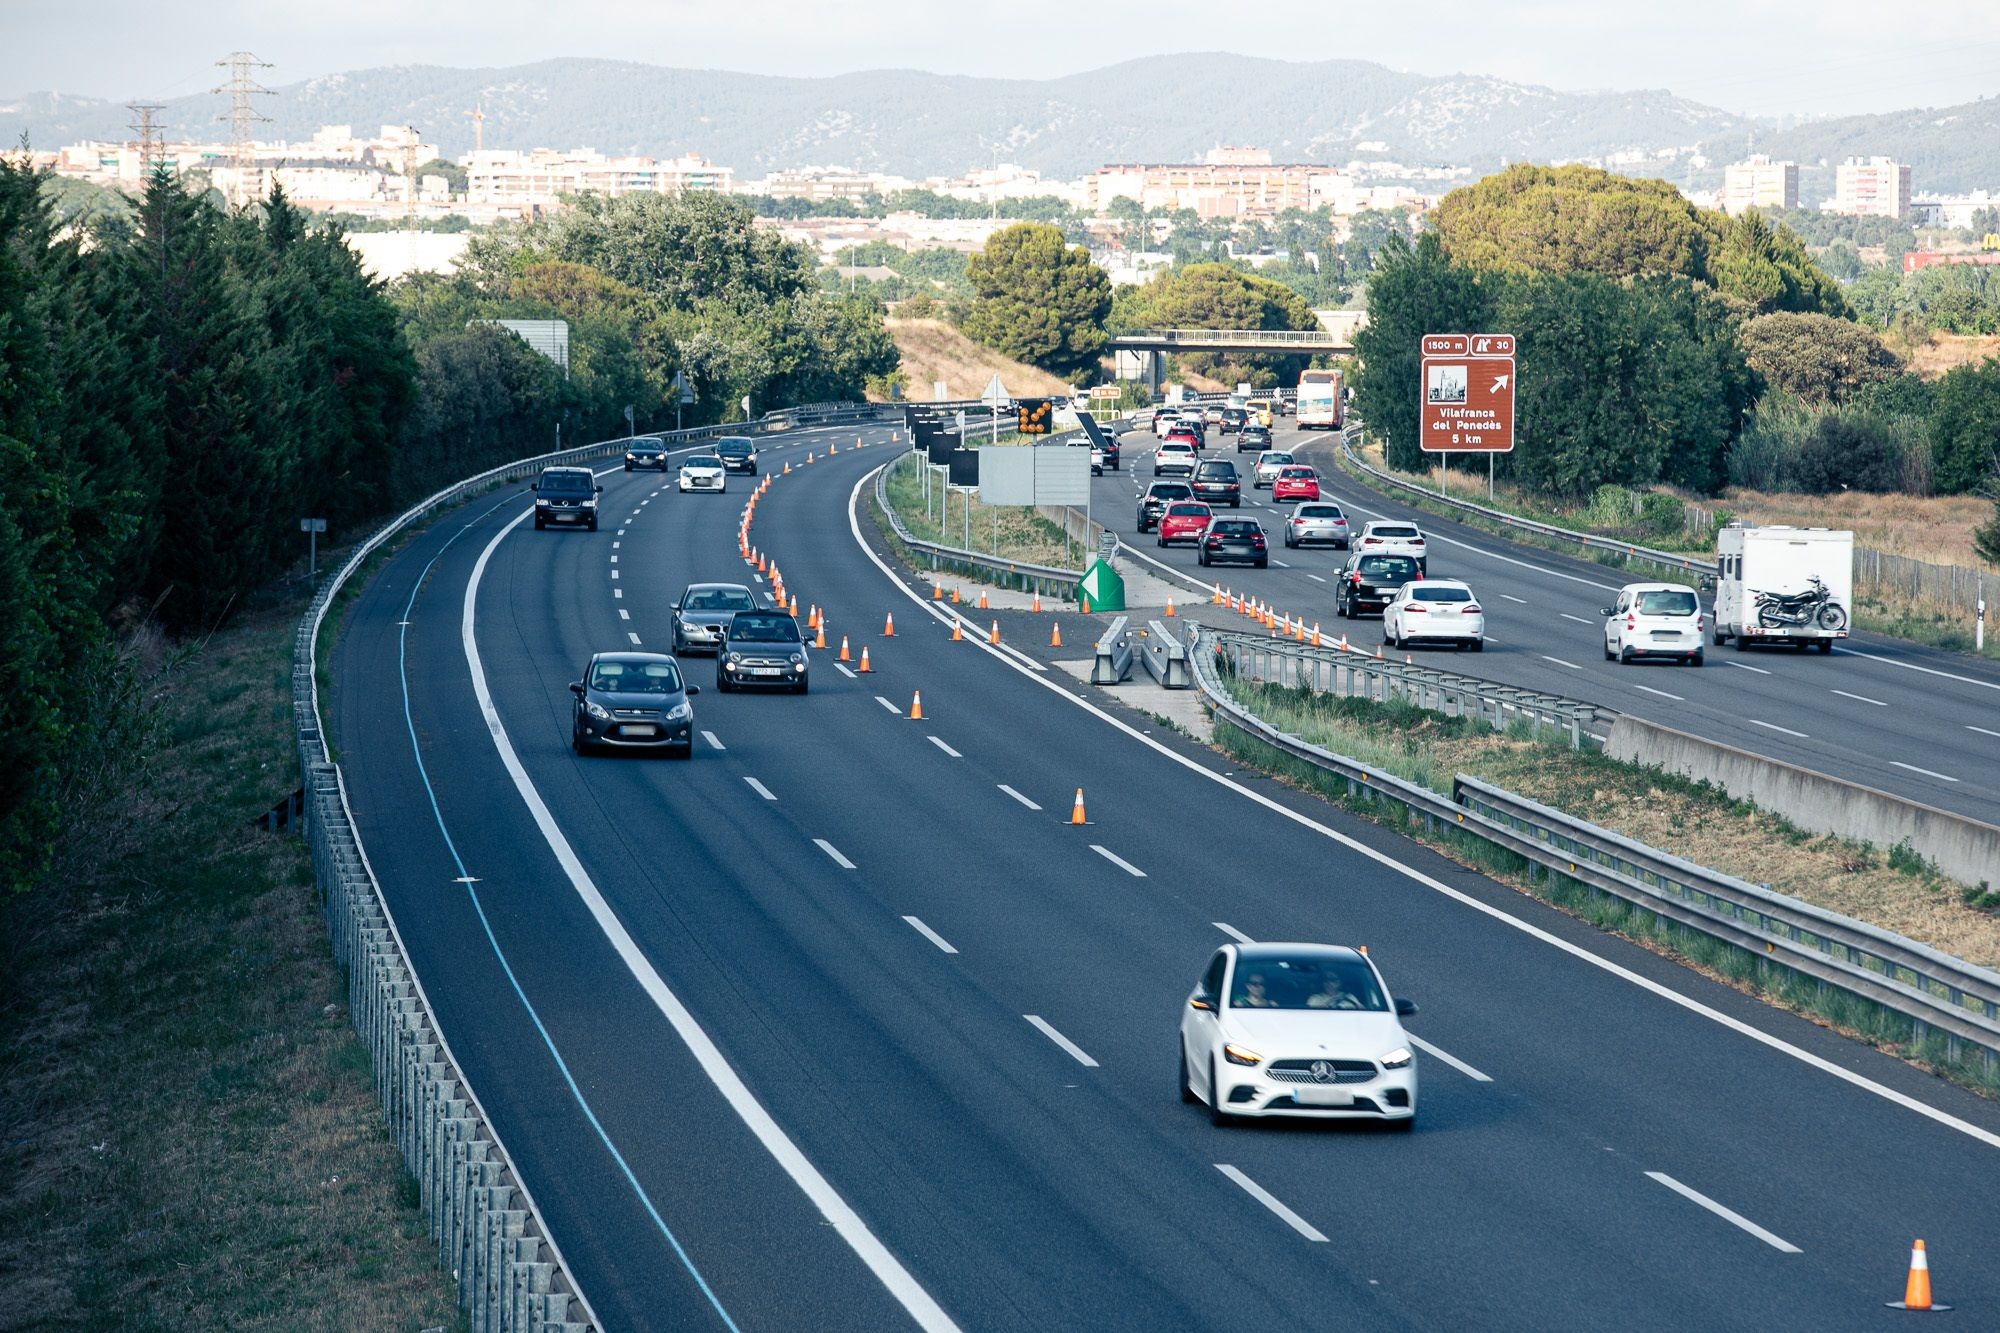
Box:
1380;1047;1413;1070
726;653;741;667
1222;1043;1262;1067
581;498;597;508
584;701;611;721
624;452;635;460
665;702;691;721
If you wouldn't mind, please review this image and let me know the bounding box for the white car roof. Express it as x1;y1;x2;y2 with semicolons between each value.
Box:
1620;581;1695;593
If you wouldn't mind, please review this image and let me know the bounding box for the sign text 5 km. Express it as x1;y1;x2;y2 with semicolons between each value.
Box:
1420;332;1515;453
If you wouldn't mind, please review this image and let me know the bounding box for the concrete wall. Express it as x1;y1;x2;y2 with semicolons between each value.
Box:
1608;716;2000;891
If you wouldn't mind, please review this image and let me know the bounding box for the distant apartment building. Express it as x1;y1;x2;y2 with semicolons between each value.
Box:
1829;157;1912;219
1720;155;1799;215
1910;189;2000;230
741;166;912;202
1089;147;1352;220
463;148;732;205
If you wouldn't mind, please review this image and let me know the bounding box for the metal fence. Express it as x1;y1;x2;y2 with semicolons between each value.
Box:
1856;546;1996;614
293;401;895;1331
1188;636;2000;1073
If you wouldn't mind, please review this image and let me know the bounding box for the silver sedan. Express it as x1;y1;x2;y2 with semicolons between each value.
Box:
1283;502;1351;549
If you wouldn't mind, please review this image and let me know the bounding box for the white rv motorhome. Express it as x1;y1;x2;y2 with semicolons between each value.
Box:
1710;523;1854;653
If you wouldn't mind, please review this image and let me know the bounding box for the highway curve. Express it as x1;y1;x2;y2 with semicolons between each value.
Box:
1100;419;2000;822
331;421;2000;1330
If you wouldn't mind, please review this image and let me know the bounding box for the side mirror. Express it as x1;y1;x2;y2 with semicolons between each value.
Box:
1189;995;1215;1012
530;483;539;492
1599;607;1613;617
595;484;604;494
1394;997;1418;1017
568;682;584;695
685;684;700;696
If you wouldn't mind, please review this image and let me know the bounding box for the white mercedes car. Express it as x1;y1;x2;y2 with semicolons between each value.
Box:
677;454;727;493
1180;943;1418;1128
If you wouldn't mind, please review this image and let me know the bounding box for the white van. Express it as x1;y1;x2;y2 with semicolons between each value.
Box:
1603;583;1703;666
1710;524;1853;653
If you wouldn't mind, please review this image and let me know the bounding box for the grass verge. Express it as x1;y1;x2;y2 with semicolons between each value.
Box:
0;580;463;1330
1208;677;2000;1098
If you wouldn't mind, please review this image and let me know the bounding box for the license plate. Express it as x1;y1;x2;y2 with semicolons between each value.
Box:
620;725;659;737
752;667;783;677
1651;631;1680;639
1294;1086;1354;1107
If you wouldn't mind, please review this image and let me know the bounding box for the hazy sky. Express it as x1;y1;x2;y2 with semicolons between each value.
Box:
7;0;2000;118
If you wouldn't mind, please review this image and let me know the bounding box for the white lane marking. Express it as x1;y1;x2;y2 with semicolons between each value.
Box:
845;465;2000;1155
1644;1173;1801;1254
834;663;857;679
1969;725;2000;738
627;632;642;645
700;730;725;751
1836;646;2000;694
612;541;621;549
998;784;1042;810
1024;1015;1099;1067
1213;922;1254;944
1558;613;1593;625
1406;1035;1492;1082
619;609;630;620
611;570;620;580
1539;655;1582;670
1090;845;1147;878
928;736;962;758
1214;1166;1329;1243
903;916;958;954
814;838;857;869
876;695;902;714
1500;594;1528;604
1748;719;1807;738
614;589;623;599
1272;559;1292;568
1631;684;1683;701
1332;495;1620;593
460;506;961;1333
1830;689;1887;707
744;777;776;801
611;555;619;563
617;528;626;536
1890;760;1960;783
1724;660;1769;674
1307;573;1327;583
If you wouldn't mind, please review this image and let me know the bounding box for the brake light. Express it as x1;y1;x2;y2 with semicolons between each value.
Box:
1406;605;1429;614
1251;536;1266;547
1626;616;1636;630
1463;605;1481;614
1696;613;1704;631
1351;572;1362;586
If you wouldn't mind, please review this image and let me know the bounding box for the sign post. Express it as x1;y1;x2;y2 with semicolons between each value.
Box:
300;517;327;581
1420;333;1516;494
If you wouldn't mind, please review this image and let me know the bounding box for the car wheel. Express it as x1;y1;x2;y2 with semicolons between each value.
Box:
1689;653;1704;666
1157;534;1167;547
534;517;545;530
1471;639;1485;652
1208;1059;1234;1127
1816;639;1834;654
1180;1046;1198;1104
669;743;692;760
716;675;732;693
1197;550;1208;566
1619;646;1634;664
795;677;809;694
1255;557;1267;569
587;518;599;531
1385;624;1398;648
624;463;633;472
1390;1113;1417;1133
1604;641;1616;661
571;727;588;755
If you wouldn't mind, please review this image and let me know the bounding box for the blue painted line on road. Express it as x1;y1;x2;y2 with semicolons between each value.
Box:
394;492;741;1333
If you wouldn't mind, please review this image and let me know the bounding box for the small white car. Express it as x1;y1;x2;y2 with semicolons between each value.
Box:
1252;450;1296;488
677;455;727;493
1180;943;1418;1127
1358;520;1427;570
1153;440;1199;476
1153;409;1187;439
1604;582;1704;666
1383;580;1484;650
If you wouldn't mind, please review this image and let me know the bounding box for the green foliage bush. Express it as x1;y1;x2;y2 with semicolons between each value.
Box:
961;223;1112;379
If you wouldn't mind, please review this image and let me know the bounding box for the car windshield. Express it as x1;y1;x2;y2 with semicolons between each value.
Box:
1196;463;1234;478
1164;438;1195;448
1230;954;1387;1011
591;660;682;693
1281;467;1313;479
1167;503;1210;517
729;616;802;643
539;471;594;495
685;457;723;469
1636;590;1698;616
1261;453;1292;466
631;443;663;454
1412;586;1472;603
1212;521;1259;535
717;439;753;455
1357;556;1419;579
1297;505;1343;519
684;588;756;612
1150;485;1192;501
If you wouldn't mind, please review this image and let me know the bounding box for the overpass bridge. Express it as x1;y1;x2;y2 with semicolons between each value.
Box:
1110;326;1355;356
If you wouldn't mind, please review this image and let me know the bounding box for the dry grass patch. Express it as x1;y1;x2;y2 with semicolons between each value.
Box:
1711;486;1997;570
1899;332;2000;379
882;450;1082;570
881;318;1074;402
0;586;461;1331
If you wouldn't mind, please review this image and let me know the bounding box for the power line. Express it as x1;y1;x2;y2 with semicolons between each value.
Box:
210;51;274;207
126;102;165;184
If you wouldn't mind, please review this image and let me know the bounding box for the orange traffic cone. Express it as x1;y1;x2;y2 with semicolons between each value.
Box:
1051;622;1063;647
1164;597;1176;617
828;441;837;455
857;646;872;673
1069;788;1087;826
950;586;962;605
977;589;989;610
783;461;791;474
755;551;766;572
1030;591;1043;613
883;613;896;637
932;583;944;601
839;636;852;663
814;623;827;649
909;691;923;720
1888;1239;1948;1311
807;605;820;629
951;620;964;642
788;594;799;616
1212;586;1225;605
1311;624;1322;647
988;621;1001;645
1080;593;1091;614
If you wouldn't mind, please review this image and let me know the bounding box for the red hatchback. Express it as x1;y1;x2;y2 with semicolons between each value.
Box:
1156;501;1214;547
1271;466;1321;502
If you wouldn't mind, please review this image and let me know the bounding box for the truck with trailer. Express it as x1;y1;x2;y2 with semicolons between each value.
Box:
1708;523;1853;653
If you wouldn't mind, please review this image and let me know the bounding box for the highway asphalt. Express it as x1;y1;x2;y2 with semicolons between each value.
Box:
1098;421;2000;823
332;420;2000;1330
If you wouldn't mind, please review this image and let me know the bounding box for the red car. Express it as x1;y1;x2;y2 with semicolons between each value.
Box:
1271;466;1321;502
1156;501;1214;547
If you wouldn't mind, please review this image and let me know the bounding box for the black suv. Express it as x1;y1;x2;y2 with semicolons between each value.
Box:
1237;425;1273;454
533;466;602;531
716;436;759;474
1137;481;1194;533
717;611;809;693
625;439;668;472
1191;459;1242;508
1337;553;1422;619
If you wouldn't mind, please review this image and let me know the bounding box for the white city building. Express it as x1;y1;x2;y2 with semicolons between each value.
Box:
1829;157;1913;219
1721;155;1799;215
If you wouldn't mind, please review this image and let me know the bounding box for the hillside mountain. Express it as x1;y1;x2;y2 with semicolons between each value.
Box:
2;54;1750;177
1703;95;2000;197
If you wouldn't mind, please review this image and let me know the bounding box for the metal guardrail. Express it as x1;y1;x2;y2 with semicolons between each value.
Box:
1202;627;1617;750
1187;630;2000;1072
871;449;1089;597
1112;328;1355;351
1093;616;1134;684
293;400;892;1332
1140;619;1191;688
1336;433;1718;577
